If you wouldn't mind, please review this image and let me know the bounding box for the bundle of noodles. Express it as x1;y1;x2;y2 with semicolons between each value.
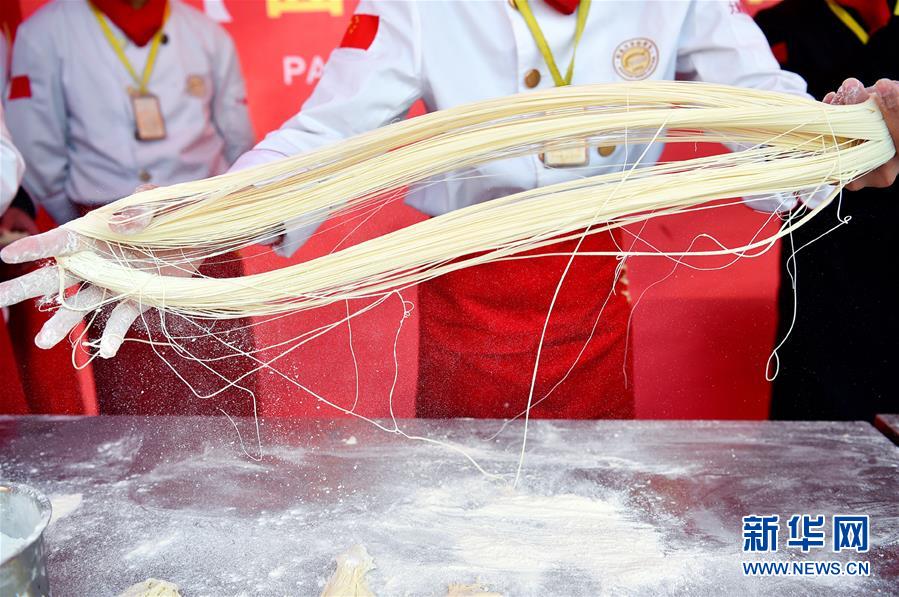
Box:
52;81;893;319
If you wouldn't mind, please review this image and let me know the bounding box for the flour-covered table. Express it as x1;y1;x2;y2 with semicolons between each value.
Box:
1;416;897;596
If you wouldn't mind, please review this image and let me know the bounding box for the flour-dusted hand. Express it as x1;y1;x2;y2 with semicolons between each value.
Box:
0;184;159;265
0;185;182;358
824;78;899;191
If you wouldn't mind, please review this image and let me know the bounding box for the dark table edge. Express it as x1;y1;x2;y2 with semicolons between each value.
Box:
4;415;898;446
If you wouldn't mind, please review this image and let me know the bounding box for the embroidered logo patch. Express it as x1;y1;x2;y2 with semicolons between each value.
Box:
186;75;207;98
612;38;659;80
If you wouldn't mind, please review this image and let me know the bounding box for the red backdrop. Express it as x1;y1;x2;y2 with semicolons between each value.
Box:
2;0;785;420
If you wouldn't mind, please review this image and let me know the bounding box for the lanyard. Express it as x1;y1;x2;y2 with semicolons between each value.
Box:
90;2;169;94
514;0;592;87
825;0;876;44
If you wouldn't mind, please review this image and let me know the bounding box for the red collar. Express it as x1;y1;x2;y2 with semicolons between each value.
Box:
835;0;892;33
91;0;168;47
544;0;580;16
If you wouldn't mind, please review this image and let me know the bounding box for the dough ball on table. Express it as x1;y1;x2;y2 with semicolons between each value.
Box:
119;578;181;597
321;544;375;597
447;582;503;597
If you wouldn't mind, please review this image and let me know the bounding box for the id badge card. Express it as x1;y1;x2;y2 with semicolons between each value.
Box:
540;106;589;168
541;139;589;168
132;93;166;141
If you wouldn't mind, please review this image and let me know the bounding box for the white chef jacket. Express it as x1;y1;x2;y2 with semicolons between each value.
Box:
1;37;25;214
0;33;8;88
1;104;25;215
236;0;811;255
5;0;254;224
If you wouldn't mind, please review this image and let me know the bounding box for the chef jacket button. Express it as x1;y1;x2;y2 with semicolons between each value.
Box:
138;170;152;183
598;145;616;157
524;69;541;88
508;0;518;9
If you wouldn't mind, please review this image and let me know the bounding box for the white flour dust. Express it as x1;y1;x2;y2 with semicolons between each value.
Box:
97;437;143;461
374;479;698;593
124;533;181;561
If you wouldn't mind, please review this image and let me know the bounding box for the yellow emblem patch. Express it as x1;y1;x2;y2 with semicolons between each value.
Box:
612;38;659;81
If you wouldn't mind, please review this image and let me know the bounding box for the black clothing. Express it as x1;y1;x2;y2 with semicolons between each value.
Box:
9;187;35;219
755;0;899;420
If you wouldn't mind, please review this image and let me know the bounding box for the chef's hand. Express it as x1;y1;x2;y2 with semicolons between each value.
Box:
231;148;328;258
824;78;899;191
0;185;188;358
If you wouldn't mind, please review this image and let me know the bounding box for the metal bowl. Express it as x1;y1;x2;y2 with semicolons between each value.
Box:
1;482;52;596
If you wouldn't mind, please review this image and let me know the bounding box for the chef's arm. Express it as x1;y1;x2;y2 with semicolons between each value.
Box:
231;1;424;256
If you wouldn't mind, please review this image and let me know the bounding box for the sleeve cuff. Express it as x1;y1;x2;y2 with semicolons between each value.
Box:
273;210;329;258
797;184;836;209
742;192;799;213
228;148;290;173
